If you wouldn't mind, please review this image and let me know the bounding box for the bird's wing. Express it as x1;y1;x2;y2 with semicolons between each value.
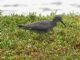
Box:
25;20;51;29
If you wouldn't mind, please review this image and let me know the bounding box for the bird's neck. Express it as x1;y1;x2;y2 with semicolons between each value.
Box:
51;19;58;26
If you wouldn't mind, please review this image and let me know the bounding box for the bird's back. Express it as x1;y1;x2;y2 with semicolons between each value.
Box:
18;20;53;31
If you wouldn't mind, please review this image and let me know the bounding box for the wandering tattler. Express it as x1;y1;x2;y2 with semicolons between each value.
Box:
18;15;66;32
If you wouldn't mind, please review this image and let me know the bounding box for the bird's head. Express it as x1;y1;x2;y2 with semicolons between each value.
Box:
53;15;62;21
53;15;66;27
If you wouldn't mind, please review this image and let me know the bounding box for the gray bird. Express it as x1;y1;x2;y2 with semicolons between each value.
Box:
18;15;66;32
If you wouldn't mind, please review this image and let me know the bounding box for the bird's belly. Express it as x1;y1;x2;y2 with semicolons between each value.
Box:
31;26;52;31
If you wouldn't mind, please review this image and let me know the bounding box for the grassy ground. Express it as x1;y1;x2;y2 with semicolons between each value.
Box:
0;13;80;60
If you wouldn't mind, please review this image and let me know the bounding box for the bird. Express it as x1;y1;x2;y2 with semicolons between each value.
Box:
17;15;66;32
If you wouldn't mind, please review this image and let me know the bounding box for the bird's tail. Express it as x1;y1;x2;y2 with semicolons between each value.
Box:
17;24;27;29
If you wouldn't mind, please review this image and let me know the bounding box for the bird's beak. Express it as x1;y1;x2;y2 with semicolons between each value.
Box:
59;20;66;27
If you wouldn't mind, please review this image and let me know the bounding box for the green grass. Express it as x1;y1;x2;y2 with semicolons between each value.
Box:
0;13;80;60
